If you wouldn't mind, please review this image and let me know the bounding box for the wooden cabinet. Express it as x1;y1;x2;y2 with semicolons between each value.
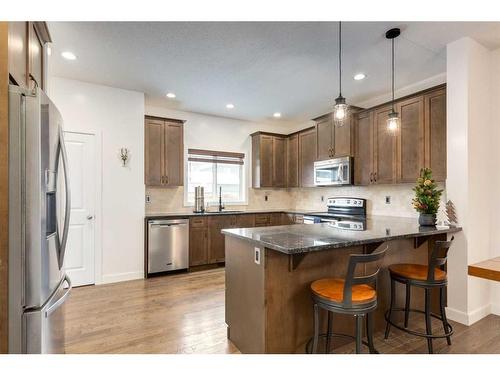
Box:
189;217;208;266
236;214;255;228
298;128;317;187
397;96;425;183
254;213;272;227
315;113;353;161
252;133;286;188
354;110;373;185
286;133;299;188
424;89;447;182
374;106;397;184
354;86;446;186
208;216;234;263
8;22;50;91
144;116;184;187
316;114;334;160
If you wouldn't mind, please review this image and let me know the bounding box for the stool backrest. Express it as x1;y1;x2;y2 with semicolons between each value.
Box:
427;236;454;282
342;246;388;307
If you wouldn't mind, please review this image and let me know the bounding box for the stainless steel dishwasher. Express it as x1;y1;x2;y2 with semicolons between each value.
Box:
148;219;189;274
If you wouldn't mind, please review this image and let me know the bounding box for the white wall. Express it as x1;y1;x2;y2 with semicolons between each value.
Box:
446;38;498;324
50;77;145;284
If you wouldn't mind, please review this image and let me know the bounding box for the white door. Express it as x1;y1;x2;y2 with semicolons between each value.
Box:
63;132;96;286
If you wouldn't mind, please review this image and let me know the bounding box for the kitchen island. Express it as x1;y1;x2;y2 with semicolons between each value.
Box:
222;216;461;354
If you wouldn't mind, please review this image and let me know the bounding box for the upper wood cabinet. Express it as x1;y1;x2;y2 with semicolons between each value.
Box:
424;89;447;182
397;96;425;183
144;116;184;187
286;133;299;188
252;132;286;188
373;106;397;184
298;127;317;187
354;85;446;186
8;22;51;91
315;112;354;161
354;111;373;185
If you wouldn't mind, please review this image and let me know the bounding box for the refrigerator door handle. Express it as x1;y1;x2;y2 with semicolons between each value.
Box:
58;127;71;268
45;275;72;318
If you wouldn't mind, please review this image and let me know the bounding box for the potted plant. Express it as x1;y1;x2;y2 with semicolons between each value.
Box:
412;168;443;226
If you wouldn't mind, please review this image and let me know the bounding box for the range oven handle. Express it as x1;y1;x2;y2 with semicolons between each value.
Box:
58;126;71;268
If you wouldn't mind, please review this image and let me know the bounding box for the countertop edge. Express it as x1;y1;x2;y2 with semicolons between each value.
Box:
221;225;462;255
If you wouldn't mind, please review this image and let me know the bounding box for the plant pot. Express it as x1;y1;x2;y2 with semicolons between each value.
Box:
419;213;436;226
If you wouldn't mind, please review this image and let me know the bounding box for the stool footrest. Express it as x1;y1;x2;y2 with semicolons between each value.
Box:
384;308;453;339
306;332;379;354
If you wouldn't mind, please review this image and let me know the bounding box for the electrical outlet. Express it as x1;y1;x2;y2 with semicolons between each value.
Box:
254;248;261;264
145;195;151;203
385;196;391;204
264;195;268;202
321;196;325;202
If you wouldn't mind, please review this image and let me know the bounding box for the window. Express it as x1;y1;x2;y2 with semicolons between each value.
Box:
186;149;245;205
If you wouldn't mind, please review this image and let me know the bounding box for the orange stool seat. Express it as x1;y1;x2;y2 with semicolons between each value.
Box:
311;278;377;304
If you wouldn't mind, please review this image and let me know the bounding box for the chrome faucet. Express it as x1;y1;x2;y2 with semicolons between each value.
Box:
218;186;225;212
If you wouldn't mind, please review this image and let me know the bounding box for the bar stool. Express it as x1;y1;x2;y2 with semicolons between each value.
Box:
306;246;388;354
384;237;454;354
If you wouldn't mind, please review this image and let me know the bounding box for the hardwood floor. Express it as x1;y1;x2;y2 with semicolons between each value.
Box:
64;267;239;354
64;267;500;354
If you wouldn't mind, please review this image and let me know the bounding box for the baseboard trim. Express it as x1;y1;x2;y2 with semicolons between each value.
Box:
491;303;500;316
446;304;491;326
100;271;144;285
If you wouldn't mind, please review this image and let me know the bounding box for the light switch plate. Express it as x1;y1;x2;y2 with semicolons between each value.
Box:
385;196;391;204
145;195;151;203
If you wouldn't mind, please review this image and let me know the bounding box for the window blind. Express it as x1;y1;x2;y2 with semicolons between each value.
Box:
187;149;245;165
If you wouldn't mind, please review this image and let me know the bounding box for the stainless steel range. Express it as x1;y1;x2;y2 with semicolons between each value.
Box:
303;197;367;231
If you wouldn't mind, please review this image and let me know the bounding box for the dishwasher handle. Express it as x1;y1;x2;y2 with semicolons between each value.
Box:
149;219;189;228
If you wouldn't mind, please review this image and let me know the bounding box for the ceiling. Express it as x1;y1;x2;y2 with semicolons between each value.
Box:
48;21;500;125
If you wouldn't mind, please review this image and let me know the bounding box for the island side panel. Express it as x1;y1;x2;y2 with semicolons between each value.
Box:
225;236;266;353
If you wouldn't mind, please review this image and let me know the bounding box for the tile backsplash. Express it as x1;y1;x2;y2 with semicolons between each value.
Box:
146;183;446;217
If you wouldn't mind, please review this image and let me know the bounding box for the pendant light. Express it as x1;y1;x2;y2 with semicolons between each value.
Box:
386;27;401;134
333;21;349;127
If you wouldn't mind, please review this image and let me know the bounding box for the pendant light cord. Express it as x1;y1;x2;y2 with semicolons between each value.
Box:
391;37;395;111
339;21;342;96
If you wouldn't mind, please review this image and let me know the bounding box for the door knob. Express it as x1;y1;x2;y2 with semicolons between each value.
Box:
87;215;94;220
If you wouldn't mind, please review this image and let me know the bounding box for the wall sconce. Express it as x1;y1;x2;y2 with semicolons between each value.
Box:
120;148;130;167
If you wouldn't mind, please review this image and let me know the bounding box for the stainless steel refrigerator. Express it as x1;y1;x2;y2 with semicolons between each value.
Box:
8;85;72;354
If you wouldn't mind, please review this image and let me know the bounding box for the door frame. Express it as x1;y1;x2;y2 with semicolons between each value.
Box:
64;129;103;285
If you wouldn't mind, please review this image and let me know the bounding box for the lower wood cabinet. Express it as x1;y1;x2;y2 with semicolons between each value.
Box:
208;215;234;263
189;217;209;266
187;212;299;267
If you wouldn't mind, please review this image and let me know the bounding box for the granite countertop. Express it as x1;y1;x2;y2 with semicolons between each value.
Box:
145;209;314;218
221;215;462;255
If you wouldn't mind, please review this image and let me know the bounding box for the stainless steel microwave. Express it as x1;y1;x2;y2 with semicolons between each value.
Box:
313;156;353;186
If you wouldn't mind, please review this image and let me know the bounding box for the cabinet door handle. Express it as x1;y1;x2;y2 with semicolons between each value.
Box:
166;176;169;184
374;172;377;182
370;173;373;183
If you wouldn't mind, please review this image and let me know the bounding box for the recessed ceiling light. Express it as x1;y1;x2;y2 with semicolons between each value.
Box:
354;73;366;81
61;51;77;60
166;92;176;99
273;112;282;118
226;103;235;109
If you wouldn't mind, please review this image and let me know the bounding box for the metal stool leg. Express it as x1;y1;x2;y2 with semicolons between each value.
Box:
355;314;363;354
326;311;333;353
366;312;376;354
424;288;433;354
440;287;452;345
384;277;395;339
312;304;319;354
404;282;411;328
